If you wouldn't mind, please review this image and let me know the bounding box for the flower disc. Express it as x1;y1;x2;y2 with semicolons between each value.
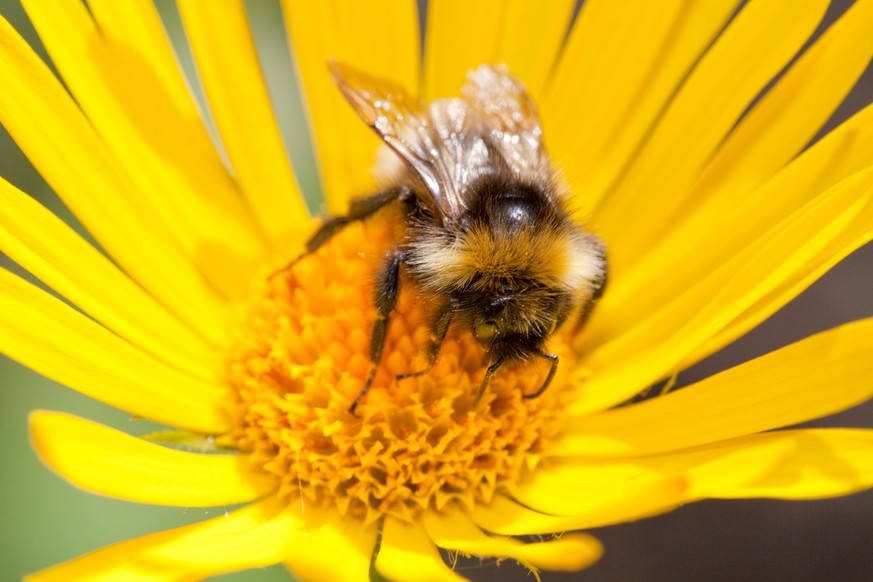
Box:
227;215;574;525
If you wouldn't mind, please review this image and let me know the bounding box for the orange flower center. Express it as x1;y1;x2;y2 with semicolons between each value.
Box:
226;214;575;525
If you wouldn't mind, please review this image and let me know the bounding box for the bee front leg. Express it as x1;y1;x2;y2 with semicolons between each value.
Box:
523;351;559;399
349;250;407;414
473;356;505;405
396;299;455;381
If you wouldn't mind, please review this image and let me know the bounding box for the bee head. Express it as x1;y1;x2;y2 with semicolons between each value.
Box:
463;281;573;361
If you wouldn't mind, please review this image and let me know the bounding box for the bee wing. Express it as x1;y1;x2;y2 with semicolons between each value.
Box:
461;64;550;178
329;61;467;220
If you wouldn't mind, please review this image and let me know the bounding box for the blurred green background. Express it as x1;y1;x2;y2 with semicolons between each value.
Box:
2;1;873;581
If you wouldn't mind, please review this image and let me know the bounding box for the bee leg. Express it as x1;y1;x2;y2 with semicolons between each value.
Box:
523;351;559;399
308;188;410;254
269;187;411;279
349;250;407;414
396;299;455;381
473;356;505;405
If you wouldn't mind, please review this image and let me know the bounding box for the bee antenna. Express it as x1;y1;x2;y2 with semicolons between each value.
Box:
523;351;559;399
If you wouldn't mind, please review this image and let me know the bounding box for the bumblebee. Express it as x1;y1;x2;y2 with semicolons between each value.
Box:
300;62;607;412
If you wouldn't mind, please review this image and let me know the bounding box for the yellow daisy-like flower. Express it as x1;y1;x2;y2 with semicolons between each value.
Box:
3;0;873;580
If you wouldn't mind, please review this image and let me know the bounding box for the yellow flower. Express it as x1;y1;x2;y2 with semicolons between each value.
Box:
3;0;873;580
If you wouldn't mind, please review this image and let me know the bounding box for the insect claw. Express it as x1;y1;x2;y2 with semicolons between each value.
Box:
474;356;505;405
522;351;559;399
267;256;301;280
349;366;378;415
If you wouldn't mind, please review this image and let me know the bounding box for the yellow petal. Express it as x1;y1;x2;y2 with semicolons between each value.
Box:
0;16;230;345
85;0;198;110
0;269;228;434
565;318;873;457
30;411;275;506
669;0;873;242
145;497;324;569
594;1;873;354
28;562;175;582
575;168;873;414
652;435;795;499
283;512;377;582
603;99;873;324
650;113;873;366
21;0;268;300
686;205;873;365
545;0;740;209
593;0;828;266
713;429;873;499
511;467;690;522
422;510;602;572
424;0;574;99
0;178;217;380
375;518;465;582
470;478;684;537
283;0;419;213
542;432;793;505
176;0;311;251
28;497;317;580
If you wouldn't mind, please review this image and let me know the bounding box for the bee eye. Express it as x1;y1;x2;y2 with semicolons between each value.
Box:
475;320;498;342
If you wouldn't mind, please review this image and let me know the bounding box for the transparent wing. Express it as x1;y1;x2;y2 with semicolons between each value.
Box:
461;64;549;177
329;61;467;220
330;62;551;221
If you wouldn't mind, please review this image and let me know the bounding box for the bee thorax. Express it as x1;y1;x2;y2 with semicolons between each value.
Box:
405;216;600;298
